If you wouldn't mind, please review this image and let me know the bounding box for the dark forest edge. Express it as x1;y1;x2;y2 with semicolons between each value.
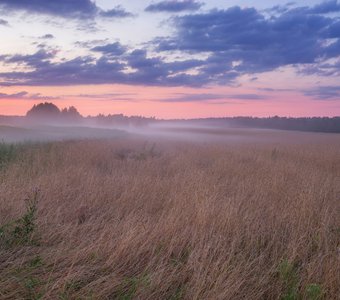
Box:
1;102;340;133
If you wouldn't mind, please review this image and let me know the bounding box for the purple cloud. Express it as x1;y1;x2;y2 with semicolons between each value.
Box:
304;86;340;100
0;3;339;92
145;0;203;12
0;91;58;100
0;0;132;20
91;42;127;56
100;6;134;18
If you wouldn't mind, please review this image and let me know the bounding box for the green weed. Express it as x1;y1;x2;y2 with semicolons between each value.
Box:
306;283;323;300
278;259;299;300
278;259;324;300
0;141;18;169
0;188;39;247
115;273;151;300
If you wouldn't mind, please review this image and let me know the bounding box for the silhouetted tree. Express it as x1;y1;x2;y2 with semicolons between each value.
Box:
61;106;82;121
26;102;60;119
26;102;83;123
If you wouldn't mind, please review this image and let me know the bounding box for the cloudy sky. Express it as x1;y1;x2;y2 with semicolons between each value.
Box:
0;0;339;118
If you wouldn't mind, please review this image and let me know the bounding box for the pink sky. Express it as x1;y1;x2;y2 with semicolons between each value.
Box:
0;84;338;118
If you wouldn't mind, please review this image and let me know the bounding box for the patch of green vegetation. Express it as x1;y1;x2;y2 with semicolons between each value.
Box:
278;259;324;300
28;256;44;269
115;273;151;300
65;279;85;293
0;141;19;169
306;283;323;300
9;256;46;300
278;259;299;300
0;189;39;247
23;276;43;300
13;256;44;276
59;277;97;299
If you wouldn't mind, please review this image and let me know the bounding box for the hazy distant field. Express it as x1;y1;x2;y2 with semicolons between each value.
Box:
0;127;339;299
0;125;125;143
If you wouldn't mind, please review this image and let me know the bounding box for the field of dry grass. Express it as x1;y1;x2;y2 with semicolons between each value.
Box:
0;129;339;299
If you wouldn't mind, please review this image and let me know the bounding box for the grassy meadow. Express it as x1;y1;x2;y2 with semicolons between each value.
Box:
0;127;339;299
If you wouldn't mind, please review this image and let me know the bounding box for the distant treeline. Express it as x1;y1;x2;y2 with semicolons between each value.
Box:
87;114;156;127
0;102;156;128
0;102;339;133
189;116;340;133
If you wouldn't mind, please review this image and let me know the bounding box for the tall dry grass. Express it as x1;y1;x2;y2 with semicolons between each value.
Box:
0;131;339;299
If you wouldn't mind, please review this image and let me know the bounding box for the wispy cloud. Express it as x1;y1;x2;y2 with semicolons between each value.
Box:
0;19;9;26
65;93;137;101
145;0;203;13
303;86;340;100
159;93;267;103
39;34;54;39
0;91;58;100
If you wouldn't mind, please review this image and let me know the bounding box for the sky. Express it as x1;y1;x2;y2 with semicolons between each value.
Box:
0;0;339;118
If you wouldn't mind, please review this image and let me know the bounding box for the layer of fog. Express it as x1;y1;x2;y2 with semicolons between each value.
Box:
1;118;338;147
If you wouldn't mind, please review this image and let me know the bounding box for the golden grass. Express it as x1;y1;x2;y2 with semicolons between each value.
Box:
0;130;339;299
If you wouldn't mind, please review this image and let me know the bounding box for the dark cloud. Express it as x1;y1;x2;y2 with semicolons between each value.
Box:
269;1;340;15
0;0;132;20
328;21;340;38
309;0;340;14
300;58;340;77
0;49;204;87
0;4;340;90
145;0;203;12
0;91;58;100
91;42;127;56
2;49;54;68
265;2;296;14
304;86;340;99
0;0;98;19
0;19;9;26
100;6;134;18
155;5;340;79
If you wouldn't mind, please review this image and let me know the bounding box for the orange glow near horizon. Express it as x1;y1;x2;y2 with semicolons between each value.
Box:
0;84;339;118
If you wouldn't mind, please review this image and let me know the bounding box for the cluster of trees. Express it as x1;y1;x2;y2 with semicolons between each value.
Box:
24;102;155;127
26;102;82;122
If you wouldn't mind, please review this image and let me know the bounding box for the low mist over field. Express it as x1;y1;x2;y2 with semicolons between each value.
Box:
1;0;340;299
1;102;340;144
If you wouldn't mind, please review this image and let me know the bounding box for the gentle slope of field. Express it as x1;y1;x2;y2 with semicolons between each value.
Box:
0;129;339;299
